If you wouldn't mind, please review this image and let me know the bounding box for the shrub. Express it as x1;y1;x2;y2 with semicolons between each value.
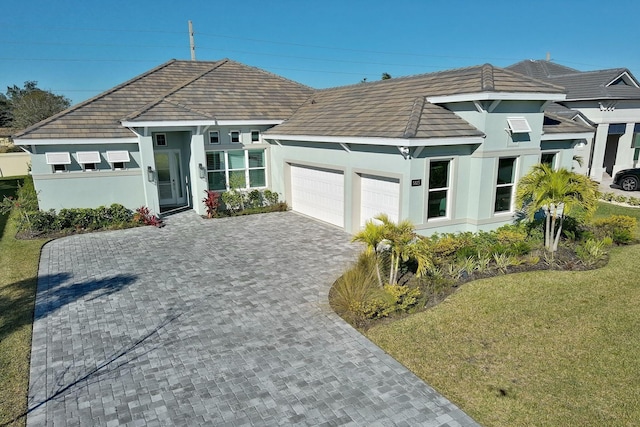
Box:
601;192;615;202
576;238;611;267
202;190;220;218
329;252;380;326
133;206;163;227
263;189;280;206
108;204;134;223
247;189;264;208
614;195;629;204
589;215;637;244
628;197;640;206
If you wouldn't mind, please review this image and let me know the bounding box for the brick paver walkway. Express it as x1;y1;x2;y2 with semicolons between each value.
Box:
28;211;478;426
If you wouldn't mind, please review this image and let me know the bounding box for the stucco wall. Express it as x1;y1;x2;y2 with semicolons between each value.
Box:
0;152;30;177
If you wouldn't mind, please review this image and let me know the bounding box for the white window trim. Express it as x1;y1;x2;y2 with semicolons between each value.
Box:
155;133;167;146
230;130;241;144
250;130;261;143
209;130;220;145
206;149;266;191
494;157;519;214
540;151;559;170
426;158;452;221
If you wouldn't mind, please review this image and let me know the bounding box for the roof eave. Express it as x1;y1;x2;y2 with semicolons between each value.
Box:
121;119;284;127
263;133;485;147
427;92;566;104
541;131;594;141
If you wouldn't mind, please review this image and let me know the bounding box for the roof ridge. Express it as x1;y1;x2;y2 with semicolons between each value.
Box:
499;67;567;92
222;59;315;91
481;64;495;91
403;97;426;138
15;59;179;138
123;60;227;121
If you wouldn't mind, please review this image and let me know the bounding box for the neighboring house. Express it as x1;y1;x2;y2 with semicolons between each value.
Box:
14;59;594;235
508;60;640;180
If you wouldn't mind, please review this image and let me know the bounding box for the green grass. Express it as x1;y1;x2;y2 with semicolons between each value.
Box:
366;205;640;426
0;178;47;427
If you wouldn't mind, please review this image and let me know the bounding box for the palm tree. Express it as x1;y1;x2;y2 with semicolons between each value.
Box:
353;214;432;286
516;164;599;252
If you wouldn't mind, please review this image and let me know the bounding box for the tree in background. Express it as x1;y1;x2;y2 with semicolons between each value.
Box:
0;81;71;130
381;72;392;80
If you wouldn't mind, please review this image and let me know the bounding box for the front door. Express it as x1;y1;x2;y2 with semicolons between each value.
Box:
155;150;187;207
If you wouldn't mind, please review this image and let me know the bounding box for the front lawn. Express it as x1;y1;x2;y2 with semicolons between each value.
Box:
366;212;640;425
0;178;48;427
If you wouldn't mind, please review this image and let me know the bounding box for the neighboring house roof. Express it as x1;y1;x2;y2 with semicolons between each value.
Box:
544;102;594;125
268;64;564;140
508;60;640;101
543;112;594;135
15;59;314;140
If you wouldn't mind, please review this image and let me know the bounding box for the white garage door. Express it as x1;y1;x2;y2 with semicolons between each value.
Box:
290;164;344;227
360;174;400;226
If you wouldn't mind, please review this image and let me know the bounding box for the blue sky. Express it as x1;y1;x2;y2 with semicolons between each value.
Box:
2;0;639;105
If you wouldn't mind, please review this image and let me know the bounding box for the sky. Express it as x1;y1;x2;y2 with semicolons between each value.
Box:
2;0;640;105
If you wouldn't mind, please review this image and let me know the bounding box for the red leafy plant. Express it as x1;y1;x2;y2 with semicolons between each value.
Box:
134;206;164;227
202;190;221;218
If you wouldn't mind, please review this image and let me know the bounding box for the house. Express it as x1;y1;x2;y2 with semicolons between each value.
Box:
508;60;640;181
14;59;594;235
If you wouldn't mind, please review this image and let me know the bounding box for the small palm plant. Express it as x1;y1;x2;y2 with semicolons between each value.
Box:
352;214;432;286
516;164;599;252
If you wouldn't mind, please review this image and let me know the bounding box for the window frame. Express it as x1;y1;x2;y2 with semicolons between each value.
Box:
250;130;260;143
205;149;267;191
209;130;220;145
540;151;558;170
426;158;452;220
230;130;241;144
154;133;167;146
105;151;130;170
494;157;518;214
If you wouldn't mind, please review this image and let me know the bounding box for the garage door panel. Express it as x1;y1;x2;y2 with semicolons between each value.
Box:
291;165;344;227
360;174;400;226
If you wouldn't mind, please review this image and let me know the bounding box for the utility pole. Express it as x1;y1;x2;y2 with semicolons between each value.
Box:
189;20;196;61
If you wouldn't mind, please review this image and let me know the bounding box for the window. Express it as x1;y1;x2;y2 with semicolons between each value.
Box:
106;151;130;170
205;149;266;191
209;131;220;144
251;130;260;143
541;152;557;169
230;131;241;143
495;157;517;213
45;152;71;173
155;133;167;146
427;160;450;219
76;151;101;171
632;124;640;161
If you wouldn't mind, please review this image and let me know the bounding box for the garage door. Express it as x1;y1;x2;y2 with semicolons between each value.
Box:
360;174;400;226
290;164;344;227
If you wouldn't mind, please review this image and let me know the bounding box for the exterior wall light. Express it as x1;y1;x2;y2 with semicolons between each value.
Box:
147;166;155;182
199;163;206;179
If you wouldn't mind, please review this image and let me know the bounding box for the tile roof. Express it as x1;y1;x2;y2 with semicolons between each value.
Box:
543;112;594;135
268;64;564;140
507;60;640;101
16;59;314;140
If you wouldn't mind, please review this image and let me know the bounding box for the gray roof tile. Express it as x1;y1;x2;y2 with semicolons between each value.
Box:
16;59;313;140
508;60;640;101
269;64;563;140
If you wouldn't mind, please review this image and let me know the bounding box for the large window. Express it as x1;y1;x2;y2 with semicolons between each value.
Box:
427;160;450;219
495;157;517;213
206;149;266;191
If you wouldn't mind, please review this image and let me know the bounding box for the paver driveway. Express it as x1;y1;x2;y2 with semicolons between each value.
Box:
28;211;478;426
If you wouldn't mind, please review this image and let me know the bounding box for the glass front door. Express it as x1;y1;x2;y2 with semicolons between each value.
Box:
154;150;186;207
